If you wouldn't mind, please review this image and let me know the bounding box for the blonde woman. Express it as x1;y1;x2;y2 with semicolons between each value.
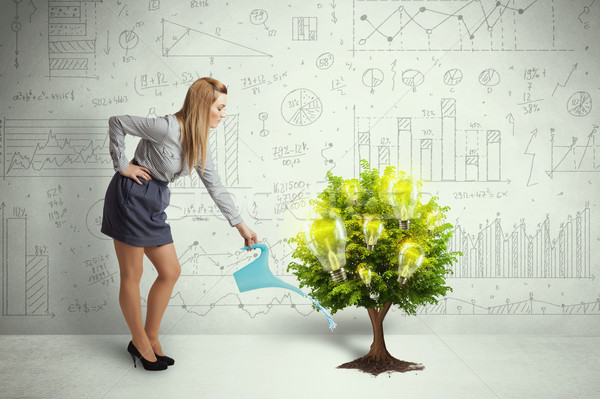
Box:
102;77;258;370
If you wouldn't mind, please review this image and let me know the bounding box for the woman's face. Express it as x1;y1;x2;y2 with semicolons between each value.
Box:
209;93;227;128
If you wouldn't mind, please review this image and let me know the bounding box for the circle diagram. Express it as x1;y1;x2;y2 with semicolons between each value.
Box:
119;30;139;50
281;89;323;126
567;91;592;117
316;52;334;70
362;68;384;88
478;68;501;86
443;69;463;86
402;69;425;90
250;9;269;25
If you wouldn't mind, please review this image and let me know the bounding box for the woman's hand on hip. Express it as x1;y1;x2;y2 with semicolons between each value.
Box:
235;222;258;248
118;160;152;185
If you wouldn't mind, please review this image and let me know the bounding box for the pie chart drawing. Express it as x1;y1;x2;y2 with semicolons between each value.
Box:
362;68;384;88
281;89;323;126
402;69;425;90
443;68;463;86
567;91;592;117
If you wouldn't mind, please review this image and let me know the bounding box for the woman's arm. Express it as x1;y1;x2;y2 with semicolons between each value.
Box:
108;115;170;172
195;147;243;227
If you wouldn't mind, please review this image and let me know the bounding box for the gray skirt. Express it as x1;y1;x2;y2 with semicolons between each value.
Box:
101;167;172;247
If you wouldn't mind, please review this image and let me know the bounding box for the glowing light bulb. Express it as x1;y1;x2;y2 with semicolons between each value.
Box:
304;210;348;282
343;180;361;205
356;265;373;287
387;177;419;229
426;210;443;233
356;265;379;300
362;215;384;251
397;242;425;284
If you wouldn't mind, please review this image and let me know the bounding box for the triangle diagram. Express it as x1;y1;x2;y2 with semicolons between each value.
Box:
162;19;271;57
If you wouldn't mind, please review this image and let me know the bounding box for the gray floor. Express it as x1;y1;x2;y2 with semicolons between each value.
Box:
1;334;599;399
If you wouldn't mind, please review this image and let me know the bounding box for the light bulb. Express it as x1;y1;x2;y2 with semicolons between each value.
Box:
356;265;379;300
343;180;361;205
362;215;384;251
397;242;425;284
387;177;419;229
304;210;348;282
356;265;373;287
426;210;443;233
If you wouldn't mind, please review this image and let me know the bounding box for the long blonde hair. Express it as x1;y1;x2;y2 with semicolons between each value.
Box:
175;77;227;175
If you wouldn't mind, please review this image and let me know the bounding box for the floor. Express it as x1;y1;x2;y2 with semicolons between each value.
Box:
1;334;599;399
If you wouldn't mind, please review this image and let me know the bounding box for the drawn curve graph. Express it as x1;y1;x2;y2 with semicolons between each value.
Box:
3;118;113;177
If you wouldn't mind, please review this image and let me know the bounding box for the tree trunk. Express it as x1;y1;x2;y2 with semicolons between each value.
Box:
337;302;425;375
362;302;396;363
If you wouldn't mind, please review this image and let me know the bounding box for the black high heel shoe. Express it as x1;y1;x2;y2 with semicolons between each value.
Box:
154;352;175;366
127;341;168;371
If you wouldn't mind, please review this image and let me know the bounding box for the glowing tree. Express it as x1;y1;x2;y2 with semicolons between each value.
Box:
287;160;461;375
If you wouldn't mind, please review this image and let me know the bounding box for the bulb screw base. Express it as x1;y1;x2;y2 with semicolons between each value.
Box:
366;244;374;251
399;220;410;230
329;268;347;282
397;276;407;285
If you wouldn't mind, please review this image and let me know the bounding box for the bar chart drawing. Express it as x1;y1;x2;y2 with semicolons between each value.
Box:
2;204;50;316
48;0;101;78
354;98;502;182
413;294;600;315
448;204;591;279
3;118;113;178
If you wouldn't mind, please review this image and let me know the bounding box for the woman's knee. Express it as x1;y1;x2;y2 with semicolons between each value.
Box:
158;263;181;282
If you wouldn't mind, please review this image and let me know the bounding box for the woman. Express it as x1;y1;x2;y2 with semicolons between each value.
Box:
101;77;258;371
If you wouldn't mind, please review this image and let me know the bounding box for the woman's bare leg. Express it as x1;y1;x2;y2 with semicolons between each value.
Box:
113;239;157;362
143;243;181;356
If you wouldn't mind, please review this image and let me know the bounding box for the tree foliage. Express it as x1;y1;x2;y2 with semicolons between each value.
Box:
287;160;461;315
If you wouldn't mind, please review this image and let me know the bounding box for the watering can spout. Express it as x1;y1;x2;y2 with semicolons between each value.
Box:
234;242;337;331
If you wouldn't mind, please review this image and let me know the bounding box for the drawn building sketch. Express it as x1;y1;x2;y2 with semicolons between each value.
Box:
48;0;101;79
354;99;502;182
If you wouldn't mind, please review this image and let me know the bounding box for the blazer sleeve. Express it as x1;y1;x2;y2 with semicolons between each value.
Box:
195;146;243;227
107;115;169;172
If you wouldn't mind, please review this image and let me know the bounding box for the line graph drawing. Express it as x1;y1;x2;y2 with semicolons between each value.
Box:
2;204;50;316
551;63;578;96
546;125;600;176
48;0;100;79
448;204;592;279
353;0;577;52
3;118;113;178
134;237;322;320
161;19;272;57
354;99;504;182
